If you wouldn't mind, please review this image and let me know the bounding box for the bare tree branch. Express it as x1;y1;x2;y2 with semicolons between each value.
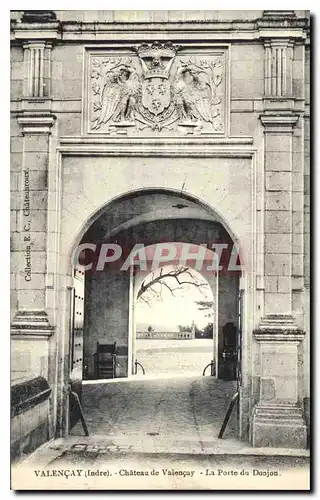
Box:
161;280;176;297
195;300;214;310
139;294;152;307
137;266;210;303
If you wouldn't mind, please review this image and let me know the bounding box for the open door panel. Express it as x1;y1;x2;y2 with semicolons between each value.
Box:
69;265;85;430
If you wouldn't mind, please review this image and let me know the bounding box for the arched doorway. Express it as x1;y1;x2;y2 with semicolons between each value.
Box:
133;263;217;379
63;189;246;443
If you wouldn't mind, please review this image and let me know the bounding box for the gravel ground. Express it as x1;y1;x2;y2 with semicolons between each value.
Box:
74;376;238;443
135;338;214;376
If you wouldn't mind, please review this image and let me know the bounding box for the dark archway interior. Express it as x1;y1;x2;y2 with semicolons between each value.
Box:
69;192;239;444
76;190;240;382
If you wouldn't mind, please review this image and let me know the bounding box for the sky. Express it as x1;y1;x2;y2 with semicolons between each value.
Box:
135;266;215;331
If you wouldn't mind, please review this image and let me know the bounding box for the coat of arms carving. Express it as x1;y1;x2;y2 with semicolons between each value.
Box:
89;42;226;135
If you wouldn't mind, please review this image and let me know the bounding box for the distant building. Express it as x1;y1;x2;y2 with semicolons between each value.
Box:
136;331;194;340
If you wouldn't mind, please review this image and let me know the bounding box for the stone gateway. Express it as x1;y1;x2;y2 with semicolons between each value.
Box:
10;10;310;463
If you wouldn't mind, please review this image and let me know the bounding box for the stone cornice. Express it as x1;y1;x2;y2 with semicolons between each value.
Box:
257;10;309;38
11;21;60;41
254;315;305;342
21;11;57;23
11;311;54;339
17;113;56;135
260;113;299;133
10;13;309;43
60;136;253;145
58;136;255;158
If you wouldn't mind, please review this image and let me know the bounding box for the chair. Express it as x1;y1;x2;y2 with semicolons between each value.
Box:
220;322;237;381
95;342;117;379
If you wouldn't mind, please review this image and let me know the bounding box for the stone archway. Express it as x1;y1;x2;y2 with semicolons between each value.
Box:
63;189;246;440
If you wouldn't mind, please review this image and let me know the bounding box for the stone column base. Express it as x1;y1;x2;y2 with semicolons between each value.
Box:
252;403;307;449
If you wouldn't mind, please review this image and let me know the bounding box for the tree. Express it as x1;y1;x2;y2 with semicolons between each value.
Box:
202;322;213;338
178;324;192;333
137;266;210;306
194;324;203;338
195;300;214;318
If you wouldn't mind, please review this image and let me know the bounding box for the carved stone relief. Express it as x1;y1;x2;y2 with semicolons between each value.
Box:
87;42;226;136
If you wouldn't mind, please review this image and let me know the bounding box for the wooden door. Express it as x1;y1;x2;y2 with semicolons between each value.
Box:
69;265;85;429
236;288;244;390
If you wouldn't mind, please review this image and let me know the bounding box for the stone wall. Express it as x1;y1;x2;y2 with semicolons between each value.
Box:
84;270;130;379
11;377;51;460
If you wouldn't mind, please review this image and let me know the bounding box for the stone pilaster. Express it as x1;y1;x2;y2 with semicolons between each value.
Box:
11;14;58;390
12;113;55;314
11;311;54;379
258;10;307;113
258;10;306;318
264;38;294;102
11;113;56;387
11;13;58;325
252;316;306;448
252;11;307;448
260;113;298;316
23;41;52;98
13;10;59;99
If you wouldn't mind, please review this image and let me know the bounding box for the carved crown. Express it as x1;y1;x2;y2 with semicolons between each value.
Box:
135;41;179;79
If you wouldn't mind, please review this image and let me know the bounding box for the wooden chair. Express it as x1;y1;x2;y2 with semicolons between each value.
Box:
95;342;117;379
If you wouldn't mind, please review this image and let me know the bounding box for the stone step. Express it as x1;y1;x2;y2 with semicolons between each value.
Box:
254;410;303;419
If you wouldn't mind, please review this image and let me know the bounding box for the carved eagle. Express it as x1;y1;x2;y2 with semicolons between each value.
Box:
172;65;217;124
93;66;141;129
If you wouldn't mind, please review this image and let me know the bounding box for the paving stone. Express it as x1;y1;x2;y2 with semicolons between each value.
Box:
71;376;238;448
